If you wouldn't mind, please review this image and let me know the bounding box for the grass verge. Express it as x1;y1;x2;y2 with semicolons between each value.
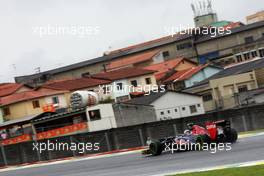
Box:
170;165;264;176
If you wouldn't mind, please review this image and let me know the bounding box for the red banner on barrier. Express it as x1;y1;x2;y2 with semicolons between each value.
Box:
36;122;88;140
1;134;32;146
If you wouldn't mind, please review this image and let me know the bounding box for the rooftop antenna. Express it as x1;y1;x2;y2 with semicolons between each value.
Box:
35;67;41;73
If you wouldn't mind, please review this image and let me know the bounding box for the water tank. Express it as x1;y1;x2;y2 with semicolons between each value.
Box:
70;91;99;109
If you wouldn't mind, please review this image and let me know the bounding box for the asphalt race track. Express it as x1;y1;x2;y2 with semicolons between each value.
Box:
1;135;264;176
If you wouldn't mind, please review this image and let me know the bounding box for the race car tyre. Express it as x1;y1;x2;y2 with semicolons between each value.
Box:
225;128;238;143
196;136;204;150
149;141;163;156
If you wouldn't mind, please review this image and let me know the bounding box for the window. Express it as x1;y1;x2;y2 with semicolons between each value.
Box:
3;107;10;116
103;86;110;94
174;109;178;112
190;105;197;114
238;85;248;93
160;111;164;115
116;95;129;102
243;53;250;60
197;104;201;107
203;93;213;102
251;51;258;58
182;107;186;111
236;55;243;62
244;36;254;43
162;51;170;57
52;96;59;104
167;110;171;114
32;100;40;109
116;83;123;90
88;109;101;121
145;77;152;85
130;80;138;87
177;42;192;50
259;49;264;57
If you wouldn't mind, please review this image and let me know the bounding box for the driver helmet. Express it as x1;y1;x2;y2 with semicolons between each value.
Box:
184;130;191;135
187;123;194;130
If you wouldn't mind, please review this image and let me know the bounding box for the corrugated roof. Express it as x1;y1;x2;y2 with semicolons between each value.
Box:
163;64;209;83
107;50;160;70
124;91;200;105
91;67;156;81
42;77;111;91
187;57;264;89
144;58;196;81
0;89;68;106
0;83;26;97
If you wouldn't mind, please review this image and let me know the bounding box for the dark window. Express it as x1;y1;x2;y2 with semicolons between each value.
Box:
145;77;152;85
244;36;254;43
190;105;197;114
177;42;192;50
32;100;40;109
174;109;178;112
116;95;129;102
162;51;170;57
236;55;243;62
3;107;10;116
197;104;201;107
88;109;101;121
251;51;258;58
52;96;59;104
243;53;250;60
103;86;110;94
259;49;264;57
116;83;123;90
203;93;213;102
160;111;164;115
167;110;171;114
182;107;186;111
130;80;138;87
238;85;248;93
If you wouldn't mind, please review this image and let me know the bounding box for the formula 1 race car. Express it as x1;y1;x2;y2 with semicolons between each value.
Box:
142;120;238;156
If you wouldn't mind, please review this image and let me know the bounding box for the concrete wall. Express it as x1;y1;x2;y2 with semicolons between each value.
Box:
113;103;157;127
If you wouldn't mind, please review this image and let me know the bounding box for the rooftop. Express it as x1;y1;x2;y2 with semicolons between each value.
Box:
124;91;199;106
107;49;160;71
144;58;197;80
0;83;29;97
91;67;156;81
163;64;216;83
42;77;111;91
186;57;264;89
0;89;68;106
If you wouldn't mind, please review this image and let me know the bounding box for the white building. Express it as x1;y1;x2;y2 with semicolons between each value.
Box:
91;67;158;102
125;91;205;121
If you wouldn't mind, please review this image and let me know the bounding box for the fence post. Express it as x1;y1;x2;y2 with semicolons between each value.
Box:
69;136;76;157
241;115;248;132
138;128;145;146
173;124;178;136
104;132;112;151
113;132;120;150
0;144;7;166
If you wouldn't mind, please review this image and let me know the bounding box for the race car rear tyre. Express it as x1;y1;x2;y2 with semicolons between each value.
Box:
149;141;163;156
225;128;238;143
196;136;204;150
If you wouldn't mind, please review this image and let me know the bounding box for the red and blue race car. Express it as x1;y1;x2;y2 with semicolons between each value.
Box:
142;120;238;156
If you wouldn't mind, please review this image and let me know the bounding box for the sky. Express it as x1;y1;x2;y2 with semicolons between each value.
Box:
0;0;263;83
